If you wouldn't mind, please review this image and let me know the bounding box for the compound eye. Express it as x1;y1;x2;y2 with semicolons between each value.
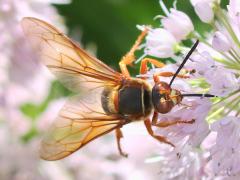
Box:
157;99;174;114
152;84;174;114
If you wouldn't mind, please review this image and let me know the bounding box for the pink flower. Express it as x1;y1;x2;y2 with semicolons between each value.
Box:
186;51;215;77
0;129;42;180
212;31;232;52
186;51;239;96
228;0;240;27
141;0;240;178
0;0;72;179
155;99;211;147
0;0;62;85
190;0;215;23
161;8;194;41
0;1;65;129
206;117;240;176
148;144;209;179
145;28;177;58
5;109;31;136
205;66;239;96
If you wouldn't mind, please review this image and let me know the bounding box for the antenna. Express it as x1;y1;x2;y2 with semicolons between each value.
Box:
181;93;217;98
169;40;199;87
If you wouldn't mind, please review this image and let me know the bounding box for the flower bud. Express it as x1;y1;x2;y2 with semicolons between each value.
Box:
193;1;214;23
212;31;232;52
145;28;177;58
161;8;194;41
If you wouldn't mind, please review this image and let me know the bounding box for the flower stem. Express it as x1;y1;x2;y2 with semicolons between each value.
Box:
192;32;237;66
223;96;240;116
215;5;240;49
229;50;240;64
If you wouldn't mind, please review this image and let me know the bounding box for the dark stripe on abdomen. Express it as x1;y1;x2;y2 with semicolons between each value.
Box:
118;86;143;115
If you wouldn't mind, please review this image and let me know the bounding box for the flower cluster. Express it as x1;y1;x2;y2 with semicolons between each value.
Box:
136;0;240;178
0;0;72;179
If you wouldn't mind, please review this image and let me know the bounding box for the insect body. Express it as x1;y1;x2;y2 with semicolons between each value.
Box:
101;78;152;120
21;17;214;161
101;78;184;120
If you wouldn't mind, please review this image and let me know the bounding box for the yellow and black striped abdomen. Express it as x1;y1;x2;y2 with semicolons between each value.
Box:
101;79;153;121
118;86;149;115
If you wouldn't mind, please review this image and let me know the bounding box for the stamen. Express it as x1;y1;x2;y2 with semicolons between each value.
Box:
173;0;178;9
159;0;170;16
136;24;146;31
153;15;165;20
135;53;147;64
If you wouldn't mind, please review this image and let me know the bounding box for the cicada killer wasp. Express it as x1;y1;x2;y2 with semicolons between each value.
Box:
21;17;215;160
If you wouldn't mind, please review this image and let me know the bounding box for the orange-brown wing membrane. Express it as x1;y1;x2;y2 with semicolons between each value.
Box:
40;91;127;161
21;17;123;92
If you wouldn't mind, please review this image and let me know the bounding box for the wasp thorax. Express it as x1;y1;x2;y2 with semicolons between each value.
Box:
152;82;182;114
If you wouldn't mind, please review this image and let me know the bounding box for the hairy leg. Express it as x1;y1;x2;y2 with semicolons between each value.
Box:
151;111;195;128
119;29;148;77
139;58;165;79
144;118;175;147
115;128;128;157
153;71;190;83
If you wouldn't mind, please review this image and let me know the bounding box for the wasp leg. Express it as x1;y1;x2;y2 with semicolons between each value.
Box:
153;72;190;83
115;128;128;157
151;111;195;128
144;118;175;147
139;58;165;79
119;28;148;77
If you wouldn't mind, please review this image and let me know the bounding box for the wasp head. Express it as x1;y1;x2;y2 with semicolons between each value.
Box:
152;82;182;114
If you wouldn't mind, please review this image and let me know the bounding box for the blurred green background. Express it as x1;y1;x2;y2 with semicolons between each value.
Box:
54;0;228;72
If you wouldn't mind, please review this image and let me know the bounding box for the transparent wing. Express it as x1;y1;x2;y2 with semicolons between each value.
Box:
40;90;127;161
21;17;123;92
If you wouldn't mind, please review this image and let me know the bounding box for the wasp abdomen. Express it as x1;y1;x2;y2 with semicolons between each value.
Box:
119;86;143;114
101;86;119;114
101;80;152;120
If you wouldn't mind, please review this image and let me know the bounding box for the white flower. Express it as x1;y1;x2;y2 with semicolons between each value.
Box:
156;99;211;147
141;0;240;178
206;117;240;176
186;51;215;77
0;128;42;180
212;31;232;52
0;0;72;179
205;66;239;96
186;51;239;96
6;109;31;136
161;8;194;41
148;144;208;179
228;0;240;26
35;0;71;4
191;0;214;23
145;28;177;58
